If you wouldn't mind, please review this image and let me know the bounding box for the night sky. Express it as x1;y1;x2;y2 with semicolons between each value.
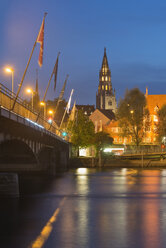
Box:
1;0;166;107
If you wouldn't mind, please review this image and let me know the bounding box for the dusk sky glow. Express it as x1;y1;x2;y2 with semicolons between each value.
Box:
1;0;166;106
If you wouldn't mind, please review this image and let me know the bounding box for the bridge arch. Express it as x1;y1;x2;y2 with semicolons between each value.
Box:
0;139;37;165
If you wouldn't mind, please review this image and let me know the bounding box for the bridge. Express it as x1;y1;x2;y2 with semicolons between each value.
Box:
0;83;70;175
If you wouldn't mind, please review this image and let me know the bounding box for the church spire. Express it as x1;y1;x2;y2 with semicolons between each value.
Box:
101;47;109;71
96;48;117;112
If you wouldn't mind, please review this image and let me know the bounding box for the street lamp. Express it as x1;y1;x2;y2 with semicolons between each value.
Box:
5;67;14;97
40;101;46;119
26;88;34;109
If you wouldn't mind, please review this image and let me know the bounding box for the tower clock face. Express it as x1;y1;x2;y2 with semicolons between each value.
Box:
108;100;112;106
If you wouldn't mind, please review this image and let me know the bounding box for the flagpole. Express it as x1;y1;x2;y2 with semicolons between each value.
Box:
36;52;60;122
11;13;47;111
43;52;60;102
48;74;68;130
55;74;69;113
59;102;68;129
60;89;74;129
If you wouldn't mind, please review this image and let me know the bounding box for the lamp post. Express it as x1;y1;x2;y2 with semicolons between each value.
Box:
5;67;14;97
40;101;46;119
26;88;34;109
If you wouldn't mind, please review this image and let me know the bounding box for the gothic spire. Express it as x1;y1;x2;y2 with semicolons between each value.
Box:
101;47;109;72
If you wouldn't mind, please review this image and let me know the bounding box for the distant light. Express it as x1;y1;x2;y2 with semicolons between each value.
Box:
48;110;53;115
40;101;45;106
79;148;87;156
26;88;33;94
103;148;124;152
62;131;67;137
48;117;53;124
77;168;88;174
5;67;14;73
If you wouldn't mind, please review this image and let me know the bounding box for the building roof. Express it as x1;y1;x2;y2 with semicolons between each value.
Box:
97;109;115;120
146;94;166;115
76;104;95;116
90;109;115;127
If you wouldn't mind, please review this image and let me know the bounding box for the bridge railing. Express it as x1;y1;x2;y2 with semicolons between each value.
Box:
0;83;61;137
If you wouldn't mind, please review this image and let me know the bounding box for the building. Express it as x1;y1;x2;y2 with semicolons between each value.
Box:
105;88;166;145
143;88;166;144
96;48;117;112
76;105;95;116
90;109;115;132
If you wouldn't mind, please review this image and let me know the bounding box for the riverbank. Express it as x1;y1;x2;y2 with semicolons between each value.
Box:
69;157;166;168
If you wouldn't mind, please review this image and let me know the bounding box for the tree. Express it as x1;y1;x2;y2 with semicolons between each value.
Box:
156;104;166;143
67;110;95;152
93;131;113;156
117;88;149;146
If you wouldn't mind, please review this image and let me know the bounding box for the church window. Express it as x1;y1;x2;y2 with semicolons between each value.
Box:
106;85;108;90
105;76;108;81
102;76;104;81
102;85;104;90
109;85;111;90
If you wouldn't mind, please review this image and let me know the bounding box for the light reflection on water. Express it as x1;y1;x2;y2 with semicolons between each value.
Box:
2;168;166;248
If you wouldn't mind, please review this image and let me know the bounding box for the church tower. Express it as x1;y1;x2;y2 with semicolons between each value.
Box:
96;48;116;112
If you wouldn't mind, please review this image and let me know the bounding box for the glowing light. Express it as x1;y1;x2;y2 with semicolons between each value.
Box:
48;117;53;124
103;147;124;152
48;110;53;115
77;168;88;175
79;148;87;156
26;88;33;94
62;131;67;137
40;101;45;106
5;67;14;73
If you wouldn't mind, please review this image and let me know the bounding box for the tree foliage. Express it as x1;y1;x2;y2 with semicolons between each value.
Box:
117;88;149;146
156;104;166;143
93;131;113;155
67;110;95;148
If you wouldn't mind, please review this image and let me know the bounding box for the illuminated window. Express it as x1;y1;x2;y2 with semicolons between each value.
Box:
102;85;104;90
102;76;104;81
105;76;108;81
109;85;111;90
106;85;108;90
109;77;110;81
154;115;158;122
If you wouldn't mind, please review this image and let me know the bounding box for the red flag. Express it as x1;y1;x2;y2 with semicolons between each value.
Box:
36;16;46;67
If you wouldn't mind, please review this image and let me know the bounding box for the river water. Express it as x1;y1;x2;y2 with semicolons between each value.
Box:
1;168;166;248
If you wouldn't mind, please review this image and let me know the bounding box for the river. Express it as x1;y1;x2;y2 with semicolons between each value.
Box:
1;168;166;248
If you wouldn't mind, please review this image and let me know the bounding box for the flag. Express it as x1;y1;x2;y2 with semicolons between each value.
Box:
66;89;74;114
53;53;60;91
36;14;46;67
68;101;76;121
58;75;68;102
54;75;68;113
